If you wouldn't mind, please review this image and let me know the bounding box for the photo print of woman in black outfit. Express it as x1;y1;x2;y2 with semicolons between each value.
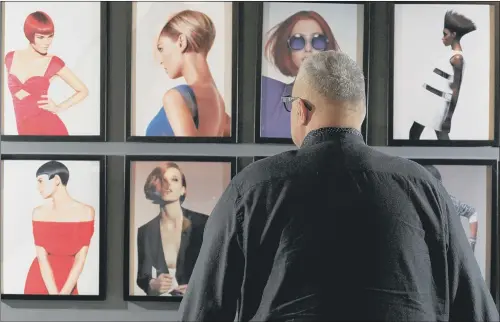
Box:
136;162;207;297
423;165;478;251
409;11;476;141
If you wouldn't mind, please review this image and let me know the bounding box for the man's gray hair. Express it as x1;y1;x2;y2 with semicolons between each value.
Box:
299;51;366;108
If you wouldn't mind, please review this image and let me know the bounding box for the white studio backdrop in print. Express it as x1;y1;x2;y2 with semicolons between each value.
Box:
261;2;364;84
393;4;492;140
1;160;101;295
132;2;233;136
436;164;491;282
2;2;102;136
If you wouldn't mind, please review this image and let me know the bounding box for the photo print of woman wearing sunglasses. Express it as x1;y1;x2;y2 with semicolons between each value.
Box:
259;2;365;140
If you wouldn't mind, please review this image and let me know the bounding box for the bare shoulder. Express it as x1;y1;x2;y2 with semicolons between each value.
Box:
32;205;49;221
450;54;464;66
73;202;95;221
162;89;187;112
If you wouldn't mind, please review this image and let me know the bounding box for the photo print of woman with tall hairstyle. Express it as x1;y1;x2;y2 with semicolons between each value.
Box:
258;2;366;141
1;2;104;138
409;11;476;141
392;4;496;143
126;158;233;299
1;157;103;298
130;2;234;141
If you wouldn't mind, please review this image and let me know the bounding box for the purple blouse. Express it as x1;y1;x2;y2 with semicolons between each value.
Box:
260;76;293;139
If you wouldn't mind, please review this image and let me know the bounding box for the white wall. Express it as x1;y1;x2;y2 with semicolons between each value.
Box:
393;4;492;140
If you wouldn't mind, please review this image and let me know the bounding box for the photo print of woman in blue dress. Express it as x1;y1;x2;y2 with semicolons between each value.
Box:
130;2;233;139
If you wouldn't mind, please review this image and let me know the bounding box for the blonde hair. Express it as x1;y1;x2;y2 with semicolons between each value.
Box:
159;10;216;56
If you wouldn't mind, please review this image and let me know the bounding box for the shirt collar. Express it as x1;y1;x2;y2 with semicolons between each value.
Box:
300;127;364;148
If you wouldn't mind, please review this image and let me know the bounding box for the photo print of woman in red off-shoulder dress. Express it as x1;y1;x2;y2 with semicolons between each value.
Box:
1;2;103;137
0;159;102;296
24;161;95;295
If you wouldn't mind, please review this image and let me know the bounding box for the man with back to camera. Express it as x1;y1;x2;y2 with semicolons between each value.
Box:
177;51;499;321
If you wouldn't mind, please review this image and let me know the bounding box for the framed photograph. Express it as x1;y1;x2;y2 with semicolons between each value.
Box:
411;158;498;295
388;2;500;146
0;2;108;142
0;155;107;300
254;1;370;144
124;155;236;301
126;2;239;143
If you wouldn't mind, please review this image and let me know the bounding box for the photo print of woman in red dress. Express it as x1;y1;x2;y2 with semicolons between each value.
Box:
24;161;95;295
3;10;89;136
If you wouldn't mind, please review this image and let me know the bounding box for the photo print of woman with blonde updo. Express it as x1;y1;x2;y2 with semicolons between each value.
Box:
129;2;235;141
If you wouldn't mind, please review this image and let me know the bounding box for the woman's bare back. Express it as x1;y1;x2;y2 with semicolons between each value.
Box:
190;83;226;136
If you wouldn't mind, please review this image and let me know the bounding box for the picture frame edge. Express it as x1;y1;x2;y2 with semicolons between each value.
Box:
0;154;108;299
122;154;238;300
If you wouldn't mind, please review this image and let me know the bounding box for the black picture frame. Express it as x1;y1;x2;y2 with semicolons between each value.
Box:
0;2;109;142
253;156;267;162
0;154;108;301
387;2;500;147
125;2;240;144
410;158;499;305
253;1;371;145
123;155;237;302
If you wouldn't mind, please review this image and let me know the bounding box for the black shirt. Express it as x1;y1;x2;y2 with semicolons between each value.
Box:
177;127;498;321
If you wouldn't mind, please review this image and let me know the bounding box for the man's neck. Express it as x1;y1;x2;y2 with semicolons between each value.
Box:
306;118;361;133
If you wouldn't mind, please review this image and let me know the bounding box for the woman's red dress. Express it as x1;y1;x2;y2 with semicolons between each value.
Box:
4;51;69;136
24;220;94;295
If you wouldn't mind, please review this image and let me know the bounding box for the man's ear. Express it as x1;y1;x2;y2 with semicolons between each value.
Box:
297;99;309;125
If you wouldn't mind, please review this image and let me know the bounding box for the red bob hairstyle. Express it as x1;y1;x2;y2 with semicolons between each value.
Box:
265;11;339;77
24;11;54;43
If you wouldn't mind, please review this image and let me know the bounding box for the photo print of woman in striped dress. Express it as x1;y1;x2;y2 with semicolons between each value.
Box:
408;11;476;141
392;3;495;142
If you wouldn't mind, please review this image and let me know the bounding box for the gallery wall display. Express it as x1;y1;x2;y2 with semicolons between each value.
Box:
0;2;108;142
125;1;239;144
388;2;500;147
254;1;370;144
0;154;107;300
411;158;498;297
123;155;236;301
